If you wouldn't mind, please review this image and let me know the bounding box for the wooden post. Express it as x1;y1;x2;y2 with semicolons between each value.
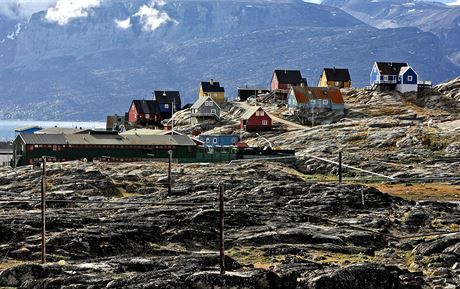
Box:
338;150;342;184
168;150;172;197
219;183;225;275
41;157;46;264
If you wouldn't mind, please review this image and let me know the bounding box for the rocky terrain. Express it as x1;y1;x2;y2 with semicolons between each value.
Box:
0;159;459;289
0;80;459;288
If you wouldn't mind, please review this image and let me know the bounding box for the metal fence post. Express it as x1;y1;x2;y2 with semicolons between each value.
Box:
338;150;342;184
168;150;172;197
219;183;225;275
41;157;47;264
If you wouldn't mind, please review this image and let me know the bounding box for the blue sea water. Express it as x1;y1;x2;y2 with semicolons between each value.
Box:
0;120;106;141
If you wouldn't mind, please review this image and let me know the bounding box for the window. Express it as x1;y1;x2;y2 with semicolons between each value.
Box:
213;138;218;144
211;109;217;114
262;120;268;125
407;76;413;81
334;81;340;86
323;100;328;105
311;99;316;105
164;104;170;109
214;93;218;97
383;75;388;81
145;114;150;119
206;138;210;143
205;101;213;107
256;110;264;116
260;111;265;116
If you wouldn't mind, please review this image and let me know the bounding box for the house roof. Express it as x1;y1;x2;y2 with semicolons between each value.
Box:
132;100;160;114
120;128;183;136
34;127;89;134
190;96;221;110
241;106;270;120
153;90;181;105
375;62;408;75
323;68;351;82
17;133;196;147
273;70;303;84
14;125;42;132
290;86;344;104
201;81;225;93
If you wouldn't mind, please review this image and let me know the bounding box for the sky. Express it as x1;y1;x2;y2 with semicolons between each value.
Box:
0;0;459;21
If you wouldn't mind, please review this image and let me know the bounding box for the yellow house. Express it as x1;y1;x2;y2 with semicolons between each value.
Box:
318;68;352;88
199;79;225;103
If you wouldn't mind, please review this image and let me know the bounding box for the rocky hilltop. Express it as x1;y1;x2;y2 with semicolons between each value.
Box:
0;82;459;288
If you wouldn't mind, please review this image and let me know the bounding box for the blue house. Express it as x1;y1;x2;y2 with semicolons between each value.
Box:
153;91;182;119
370;62;418;93
198;134;240;147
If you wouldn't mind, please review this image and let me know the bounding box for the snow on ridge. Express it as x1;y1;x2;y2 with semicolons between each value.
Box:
115;17;132;30
133;0;175;32
45;0;102;25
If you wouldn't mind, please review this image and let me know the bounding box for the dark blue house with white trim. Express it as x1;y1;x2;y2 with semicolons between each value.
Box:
153;91;182;119
198;135;240;148
370;62;418;93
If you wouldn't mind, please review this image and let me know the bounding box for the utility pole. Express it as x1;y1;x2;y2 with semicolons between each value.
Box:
338;150;343;183
218;183;225;275
168;150;172;197
41;156;47;264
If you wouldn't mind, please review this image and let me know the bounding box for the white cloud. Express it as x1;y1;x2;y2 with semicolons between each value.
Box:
115;17;131;29
133;0;173;31
447;0;460;5
0;0;56;19
45;0;102;25
302;0;322;4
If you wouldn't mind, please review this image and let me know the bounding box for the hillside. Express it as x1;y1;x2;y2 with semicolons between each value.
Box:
0;0;459;120
1;77;459;288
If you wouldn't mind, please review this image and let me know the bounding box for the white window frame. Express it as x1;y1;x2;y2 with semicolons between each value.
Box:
213;138;218;144
211;109;217;114
262;120;268;125
260;111;265;116
206;138;210;143
310;99;316;105
145;113;150;119
383;75;388;81
164;103;170;109
205;101;213;107
323;100;328;105
407;76;413;81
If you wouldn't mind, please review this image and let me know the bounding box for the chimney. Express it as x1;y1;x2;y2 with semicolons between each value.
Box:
333;66;336;72
210;79;214;85
300;81;305;87
163;91;166;97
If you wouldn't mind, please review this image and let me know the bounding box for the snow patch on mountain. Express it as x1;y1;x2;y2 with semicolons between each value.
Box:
6;23;21;40
115;17;131;29
45;0;102;25
133;0;175;31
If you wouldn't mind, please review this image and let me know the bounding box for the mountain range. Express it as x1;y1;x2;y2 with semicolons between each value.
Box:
0;0;459;120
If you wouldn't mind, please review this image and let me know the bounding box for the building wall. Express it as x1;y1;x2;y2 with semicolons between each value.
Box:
196;101;220;117
128;104;138;123
242;109;272;131
199;135;240;147
318;71;328;87
271;73;279;90
370;63;380;85
396;84;418;93
18;144;197;165
401;68;418;85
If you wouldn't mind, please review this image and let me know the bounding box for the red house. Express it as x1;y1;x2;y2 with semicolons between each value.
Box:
271;69;306;91
240;106;272;131
128;100;162;126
